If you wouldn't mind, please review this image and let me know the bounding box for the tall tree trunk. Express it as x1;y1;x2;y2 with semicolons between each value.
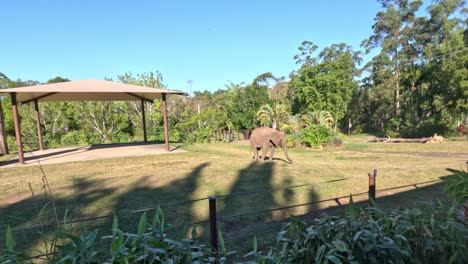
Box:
394;70;401;132
0;102;9;154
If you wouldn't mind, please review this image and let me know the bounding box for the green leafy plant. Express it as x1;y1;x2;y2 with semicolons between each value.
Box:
444;169;468;204
247;200;467;263
302;124;333;147
186;128;212;143
2;204;466;263
0;226;30;263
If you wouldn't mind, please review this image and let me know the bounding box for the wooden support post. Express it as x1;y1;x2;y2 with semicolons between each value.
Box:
208;196;218;254
11;93;24;164
368;169;377;204
141;99;147;143
162;93;169;151
34;100;44;151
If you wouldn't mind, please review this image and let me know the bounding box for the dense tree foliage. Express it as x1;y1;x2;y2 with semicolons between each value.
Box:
0;0;466;153
290;42;362;123
357;0;467;136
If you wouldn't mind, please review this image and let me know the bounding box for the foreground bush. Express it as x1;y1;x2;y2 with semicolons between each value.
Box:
1;201;466;263
302;125;333;147
248;200;467;263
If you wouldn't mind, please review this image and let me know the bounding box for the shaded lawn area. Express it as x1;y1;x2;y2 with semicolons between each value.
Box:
0;137;466;254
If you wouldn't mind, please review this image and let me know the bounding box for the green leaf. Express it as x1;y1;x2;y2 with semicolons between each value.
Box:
218;227;226;254
153;206;162;228
253;236;258;252
137;211;147;239
191;251;204;259
326;255;343;264
5;226;14;252
369;195;377;207
315;244;326;263
63;209;70;229
332;240;349;252
63;232;82;246
448;252;458;264
346;194;358;220
112;214;119;236
191;225;198;240
85;231;98;248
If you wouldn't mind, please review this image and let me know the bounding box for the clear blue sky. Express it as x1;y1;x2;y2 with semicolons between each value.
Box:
1;0;383;93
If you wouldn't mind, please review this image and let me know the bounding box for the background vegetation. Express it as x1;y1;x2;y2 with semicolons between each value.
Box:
1;0;466;153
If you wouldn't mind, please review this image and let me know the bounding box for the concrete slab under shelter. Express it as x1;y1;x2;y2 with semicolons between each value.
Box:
0;142;185;167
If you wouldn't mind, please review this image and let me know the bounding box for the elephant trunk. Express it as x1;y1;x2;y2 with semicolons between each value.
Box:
282;144;293;163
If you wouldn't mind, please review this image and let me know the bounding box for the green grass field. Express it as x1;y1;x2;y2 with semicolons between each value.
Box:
0;135;467;255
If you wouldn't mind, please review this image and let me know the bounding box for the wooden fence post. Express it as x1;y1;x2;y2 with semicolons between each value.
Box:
368;169;377;204
208;196;218;254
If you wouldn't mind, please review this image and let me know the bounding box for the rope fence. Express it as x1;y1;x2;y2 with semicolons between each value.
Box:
9;175;369;234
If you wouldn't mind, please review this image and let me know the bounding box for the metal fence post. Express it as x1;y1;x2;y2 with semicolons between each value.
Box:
368;169;377;204
209;196;218;254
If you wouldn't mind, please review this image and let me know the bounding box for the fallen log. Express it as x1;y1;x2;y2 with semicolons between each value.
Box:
369;134;444;144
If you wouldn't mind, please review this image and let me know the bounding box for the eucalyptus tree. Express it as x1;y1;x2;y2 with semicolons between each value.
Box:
417;0;468;129
362;0;423;130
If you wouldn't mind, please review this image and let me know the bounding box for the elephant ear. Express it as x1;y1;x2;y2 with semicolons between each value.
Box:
270;131;281;147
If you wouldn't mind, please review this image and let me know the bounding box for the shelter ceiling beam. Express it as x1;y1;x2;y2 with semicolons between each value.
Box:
124;93;153;103
20;92;58;104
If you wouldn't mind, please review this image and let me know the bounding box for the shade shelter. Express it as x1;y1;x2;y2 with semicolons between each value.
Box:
0;79;187;165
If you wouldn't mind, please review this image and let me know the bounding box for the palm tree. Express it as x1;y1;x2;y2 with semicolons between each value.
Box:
257;104;288;129
302;111;335;129
281;114;302;133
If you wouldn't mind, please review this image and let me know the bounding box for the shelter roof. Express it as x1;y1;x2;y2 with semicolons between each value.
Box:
0;79;187;103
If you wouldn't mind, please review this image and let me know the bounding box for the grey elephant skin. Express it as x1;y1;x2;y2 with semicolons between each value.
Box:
250;127;293;163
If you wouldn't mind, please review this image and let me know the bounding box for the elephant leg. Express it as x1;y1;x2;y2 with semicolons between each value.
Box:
251;144;259;160
261;143;269;161
269;147;275;162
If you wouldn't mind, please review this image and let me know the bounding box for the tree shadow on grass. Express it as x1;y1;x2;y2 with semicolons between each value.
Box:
1;157;462;259
0;176;118;255
300;170;461;221
0;162;210;256
112;162;210;232
218;162;276;220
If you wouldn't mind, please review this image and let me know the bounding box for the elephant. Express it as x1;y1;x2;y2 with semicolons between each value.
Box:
250;127;293;163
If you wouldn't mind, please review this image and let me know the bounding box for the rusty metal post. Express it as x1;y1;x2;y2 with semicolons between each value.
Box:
11;93;24;164
244;129;250;140
161;93;169;151
141;99;147;143
34;100;44;151
368;169;377;204
209;196;218;254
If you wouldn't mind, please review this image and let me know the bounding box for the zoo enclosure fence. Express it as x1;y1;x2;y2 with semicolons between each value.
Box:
211;129;251;142
7;169;447;261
